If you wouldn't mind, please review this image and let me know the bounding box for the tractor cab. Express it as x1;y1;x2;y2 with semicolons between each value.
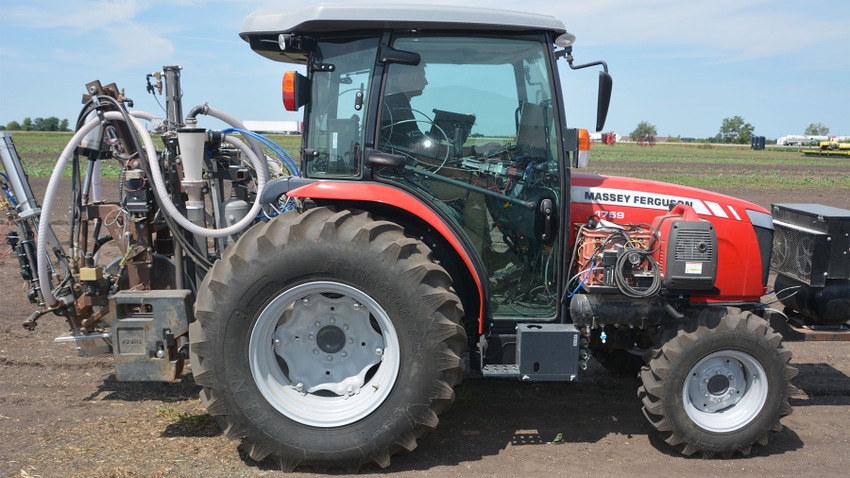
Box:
242;5;611;330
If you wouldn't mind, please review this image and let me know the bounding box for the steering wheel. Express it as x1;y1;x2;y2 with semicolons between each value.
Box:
379;108;450;172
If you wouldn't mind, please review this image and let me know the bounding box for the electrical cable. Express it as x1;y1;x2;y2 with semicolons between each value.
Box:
614;247;661;299
565;261;595;300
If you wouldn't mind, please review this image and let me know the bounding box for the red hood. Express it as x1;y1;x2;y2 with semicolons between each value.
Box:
570;172;771;302
571;172;769;222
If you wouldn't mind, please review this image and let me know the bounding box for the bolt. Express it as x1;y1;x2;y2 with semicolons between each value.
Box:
326;356;333;361
273;338;281;347
302;298;310;305
376;348;383;356
313;348;319;355
341;351;347;357
295;382;304;392
329;317;336;324
728;374;735;381
352;303;361;311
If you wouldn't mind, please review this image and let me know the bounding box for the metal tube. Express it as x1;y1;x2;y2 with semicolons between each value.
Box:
0;132;40;219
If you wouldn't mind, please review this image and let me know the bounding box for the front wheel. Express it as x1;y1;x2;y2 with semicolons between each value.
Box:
638;307;797;457
190;207;467;471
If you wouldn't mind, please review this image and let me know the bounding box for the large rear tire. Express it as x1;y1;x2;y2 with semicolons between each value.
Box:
638;307;797;457
190;207;467;471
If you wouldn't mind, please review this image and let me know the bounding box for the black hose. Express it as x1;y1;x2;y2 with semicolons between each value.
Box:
614;248;661;299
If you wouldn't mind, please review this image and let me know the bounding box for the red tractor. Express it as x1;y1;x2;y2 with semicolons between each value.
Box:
1;3;848;472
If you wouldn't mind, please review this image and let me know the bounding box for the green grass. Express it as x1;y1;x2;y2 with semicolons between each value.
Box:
4;132;847;191
3;131;302;179
585;142;850;190
590;142;825;166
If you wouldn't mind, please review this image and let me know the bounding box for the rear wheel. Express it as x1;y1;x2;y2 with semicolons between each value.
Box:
190;207;467;471
638;307;797;457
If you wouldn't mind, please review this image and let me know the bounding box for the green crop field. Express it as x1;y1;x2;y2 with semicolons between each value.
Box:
3;131;848;191
2;131;302;179
582;142;850;190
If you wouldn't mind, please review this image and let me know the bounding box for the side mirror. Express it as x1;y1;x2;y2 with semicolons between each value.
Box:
282;71;310;111
596;71;612;132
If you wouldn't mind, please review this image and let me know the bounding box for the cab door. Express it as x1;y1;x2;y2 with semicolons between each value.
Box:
375;34;565;321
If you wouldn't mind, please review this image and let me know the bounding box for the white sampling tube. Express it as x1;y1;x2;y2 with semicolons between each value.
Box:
38;113;119;306
38;110;269;306
129;110;268;238
186;105;268;183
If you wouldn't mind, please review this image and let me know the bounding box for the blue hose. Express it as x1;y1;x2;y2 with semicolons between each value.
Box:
1;173;19;207
566;261;595;299
221;128;300;176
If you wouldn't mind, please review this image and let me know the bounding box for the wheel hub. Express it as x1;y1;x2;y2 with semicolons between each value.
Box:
687;356;750;413
706;374;730;395
317;325;346;354
272;293;384;396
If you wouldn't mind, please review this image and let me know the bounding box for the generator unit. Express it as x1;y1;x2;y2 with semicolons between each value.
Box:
652;209;717;291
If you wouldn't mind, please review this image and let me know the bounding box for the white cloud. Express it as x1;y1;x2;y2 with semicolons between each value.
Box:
4;0;141;33
551;0;848;62
105;23;176;68
2;0;179;68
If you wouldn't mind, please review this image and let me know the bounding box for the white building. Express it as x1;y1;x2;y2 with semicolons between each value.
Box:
243;120;301;134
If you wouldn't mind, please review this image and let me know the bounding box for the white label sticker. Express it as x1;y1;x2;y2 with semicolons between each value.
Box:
685;262;703;274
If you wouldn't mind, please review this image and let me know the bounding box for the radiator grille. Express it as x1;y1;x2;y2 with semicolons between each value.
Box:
771;224;827;286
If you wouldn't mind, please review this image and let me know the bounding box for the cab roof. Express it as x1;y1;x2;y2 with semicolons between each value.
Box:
240;3;567;63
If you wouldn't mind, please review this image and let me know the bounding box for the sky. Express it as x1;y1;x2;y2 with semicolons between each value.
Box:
0;0;848;140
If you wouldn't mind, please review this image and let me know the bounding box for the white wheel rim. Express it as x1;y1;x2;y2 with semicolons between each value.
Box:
683;350;768;433
249;281;400;427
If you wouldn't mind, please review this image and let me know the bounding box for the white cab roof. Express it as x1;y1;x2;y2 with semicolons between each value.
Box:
240;3;567;37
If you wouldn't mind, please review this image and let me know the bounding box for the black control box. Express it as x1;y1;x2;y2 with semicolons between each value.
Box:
771;203;850;286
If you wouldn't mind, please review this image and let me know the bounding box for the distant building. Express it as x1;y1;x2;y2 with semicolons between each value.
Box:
777;135;828;146
243;120;301;134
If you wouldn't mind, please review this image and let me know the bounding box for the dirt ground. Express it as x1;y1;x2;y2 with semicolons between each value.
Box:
1;172;848;478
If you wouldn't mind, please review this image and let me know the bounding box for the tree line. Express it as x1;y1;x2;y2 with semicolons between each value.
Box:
629;119;830;144
1;117;71;132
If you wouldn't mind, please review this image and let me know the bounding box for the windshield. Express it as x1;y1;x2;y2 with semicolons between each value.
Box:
377;35;562;320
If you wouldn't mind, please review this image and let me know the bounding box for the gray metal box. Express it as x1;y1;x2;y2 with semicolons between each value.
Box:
111;289;192;381
516;323;580;381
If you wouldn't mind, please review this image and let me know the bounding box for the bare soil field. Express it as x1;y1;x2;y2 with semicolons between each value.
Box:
2;161;849;477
